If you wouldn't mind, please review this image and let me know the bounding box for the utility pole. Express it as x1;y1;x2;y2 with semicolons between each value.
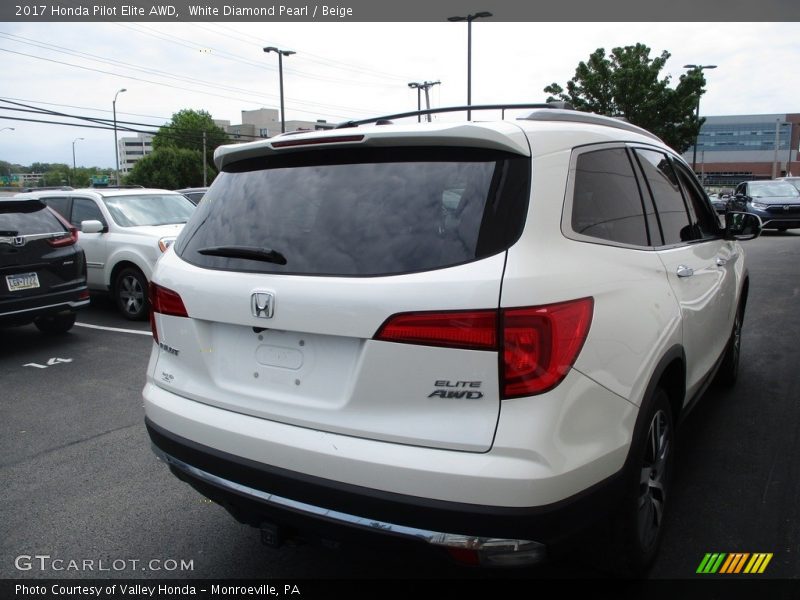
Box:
408;81;441;122
202;131;207;187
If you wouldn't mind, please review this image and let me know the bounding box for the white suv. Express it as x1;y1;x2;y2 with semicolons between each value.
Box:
143;106;761;572
15;187;195;320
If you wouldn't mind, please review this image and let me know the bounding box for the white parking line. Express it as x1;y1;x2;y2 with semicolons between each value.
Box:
75;322;152;336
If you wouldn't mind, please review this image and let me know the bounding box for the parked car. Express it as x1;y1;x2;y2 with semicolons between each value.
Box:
144;105;761;573
732;180;800;231
14;188;195;320
174;187;208;205
708;192;729;214
1;197;89;332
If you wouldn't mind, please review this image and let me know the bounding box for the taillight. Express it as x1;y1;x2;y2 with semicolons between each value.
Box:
373;297;593;399
47;226;79;247
149;282;188;342
47;207;79;247
374;310;497;350
502;298;593;398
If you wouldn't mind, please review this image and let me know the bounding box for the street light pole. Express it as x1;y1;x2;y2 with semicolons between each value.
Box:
408;82;422;122
112;88;127;186
72;137;84;186
263;46;296;134
683;64;716;172
448;11;492;121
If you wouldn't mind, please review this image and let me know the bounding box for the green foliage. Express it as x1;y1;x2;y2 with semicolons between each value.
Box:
125;147;216;189
153;109;228;173
41;164;71;187
544;44;706;153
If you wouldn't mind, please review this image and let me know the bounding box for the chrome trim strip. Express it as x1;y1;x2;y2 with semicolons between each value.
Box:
1;298;89;317
153;445;442;543
0;231;69;246
152;446;545;561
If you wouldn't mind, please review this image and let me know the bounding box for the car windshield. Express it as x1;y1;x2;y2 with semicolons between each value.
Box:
102;193;195;227
749;182;800;198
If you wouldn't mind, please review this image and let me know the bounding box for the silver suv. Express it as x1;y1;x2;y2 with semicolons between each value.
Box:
144;105;761;572
16;187;195;320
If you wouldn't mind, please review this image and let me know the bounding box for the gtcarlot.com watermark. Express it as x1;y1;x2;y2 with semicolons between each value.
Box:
14;554;194;573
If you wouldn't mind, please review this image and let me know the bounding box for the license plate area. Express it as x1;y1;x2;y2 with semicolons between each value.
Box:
6;272;40;292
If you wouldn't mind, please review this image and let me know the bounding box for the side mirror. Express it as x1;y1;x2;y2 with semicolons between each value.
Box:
81;219;106;234
724;212;761;241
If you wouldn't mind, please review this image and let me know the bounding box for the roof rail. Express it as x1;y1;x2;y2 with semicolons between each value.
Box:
335;102;574;128
519;109;663;142
21;186;74;192
91;184;145;189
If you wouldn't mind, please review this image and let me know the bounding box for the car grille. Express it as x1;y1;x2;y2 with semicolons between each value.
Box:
766;205;800;214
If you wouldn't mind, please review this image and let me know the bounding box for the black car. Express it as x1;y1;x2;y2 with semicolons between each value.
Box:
174;187;208;205
0;198;89;333
733;180;800;231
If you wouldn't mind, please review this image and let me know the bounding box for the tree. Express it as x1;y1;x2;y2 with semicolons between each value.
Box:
153;109;228;175
544;44;706;153
41;164;70;187
125;146;215;189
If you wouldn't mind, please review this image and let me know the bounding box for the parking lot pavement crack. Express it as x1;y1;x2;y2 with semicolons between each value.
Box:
0;422;140;469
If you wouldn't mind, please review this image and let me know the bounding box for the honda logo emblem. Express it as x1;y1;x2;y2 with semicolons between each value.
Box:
251;292;275;319
13;236;25;247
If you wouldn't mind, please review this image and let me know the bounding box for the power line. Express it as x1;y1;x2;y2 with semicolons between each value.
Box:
113;23;403;91
0;100;268;143
0;46;380;121
0;95;173;123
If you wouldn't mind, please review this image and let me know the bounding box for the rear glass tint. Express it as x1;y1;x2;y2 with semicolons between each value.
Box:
177;147;530;276
0;201;66;236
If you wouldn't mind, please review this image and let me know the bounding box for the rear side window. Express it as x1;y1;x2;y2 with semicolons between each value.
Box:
177;147;530;277
635;149;692;245
0;200;66;235
571;147;650;247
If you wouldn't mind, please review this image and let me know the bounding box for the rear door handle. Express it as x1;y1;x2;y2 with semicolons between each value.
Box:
676;265;694;278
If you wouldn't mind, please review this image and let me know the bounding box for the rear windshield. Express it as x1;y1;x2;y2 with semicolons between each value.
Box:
177;146;530;277
0;201;65;236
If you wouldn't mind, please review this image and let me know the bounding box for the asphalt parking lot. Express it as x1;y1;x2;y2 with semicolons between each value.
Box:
1;231;799;583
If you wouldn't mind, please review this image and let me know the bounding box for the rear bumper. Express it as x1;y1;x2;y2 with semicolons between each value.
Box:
0;286;89;326
146;418;627;565
144;362;637;563
150;428;552;566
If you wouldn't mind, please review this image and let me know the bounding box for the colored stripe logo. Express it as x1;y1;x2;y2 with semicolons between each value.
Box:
696;553;773;574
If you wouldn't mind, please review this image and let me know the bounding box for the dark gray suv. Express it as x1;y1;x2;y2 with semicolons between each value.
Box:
0;198;89;333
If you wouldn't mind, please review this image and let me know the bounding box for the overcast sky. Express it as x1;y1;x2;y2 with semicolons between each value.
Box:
1;20;798;169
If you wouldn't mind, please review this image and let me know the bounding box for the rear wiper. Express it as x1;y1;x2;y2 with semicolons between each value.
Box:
197;245;287;265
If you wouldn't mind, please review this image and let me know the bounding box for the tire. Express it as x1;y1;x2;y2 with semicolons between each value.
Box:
34;312;76;334
715;303;743;388
616;388;674;575
114;267;149;321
